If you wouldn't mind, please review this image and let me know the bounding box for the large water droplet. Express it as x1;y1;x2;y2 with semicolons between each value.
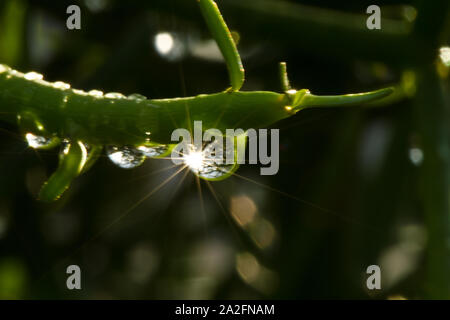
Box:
24;72;44;81
182;142;235;180
137;144;169;158
25;133;59;149
106;146;146;169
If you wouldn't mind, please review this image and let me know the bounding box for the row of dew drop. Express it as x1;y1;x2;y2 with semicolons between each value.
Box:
25;131;171;168
24;127;235;181
25;132;236;180
0;64;150;102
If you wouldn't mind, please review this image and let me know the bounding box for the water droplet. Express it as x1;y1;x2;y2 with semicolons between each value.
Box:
105;92;126;99
17;113;42;131
106;146;146;169
137;144;169;158
182;142;235;180
53;81;71;90
24;72;44;81
0;64;10;73
60;139;71;155
25;133;58;149
88;90;104;97
73;89;88;96
128;93;147;101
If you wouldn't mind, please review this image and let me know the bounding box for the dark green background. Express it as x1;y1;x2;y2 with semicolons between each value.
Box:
0;0;448;299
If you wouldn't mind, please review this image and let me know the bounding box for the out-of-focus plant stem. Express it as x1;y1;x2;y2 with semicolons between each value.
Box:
0;0;26;66
412;0;450;299
414;64;450;299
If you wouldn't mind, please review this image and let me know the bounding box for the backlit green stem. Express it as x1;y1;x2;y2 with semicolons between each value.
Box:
198;0;245;91
292;87;395;111
38;141;87;202
279;62;292;92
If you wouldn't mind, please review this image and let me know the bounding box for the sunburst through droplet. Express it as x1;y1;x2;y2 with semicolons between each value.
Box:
181;142;236;180
183;150;204;172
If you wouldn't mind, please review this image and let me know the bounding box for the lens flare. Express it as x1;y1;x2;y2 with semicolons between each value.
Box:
183;150;205;172
180;143;236;180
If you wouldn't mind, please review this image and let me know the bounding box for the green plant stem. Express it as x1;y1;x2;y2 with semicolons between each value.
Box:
411;0;450;299
198;0;245;91
296;88;394;111
38;141;87;202
279;62;292;92
0;65;393;146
